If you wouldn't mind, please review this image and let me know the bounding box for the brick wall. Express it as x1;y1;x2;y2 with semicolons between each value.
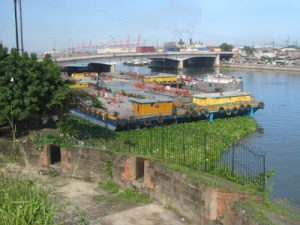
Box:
60;147;115;181
0;143;264;225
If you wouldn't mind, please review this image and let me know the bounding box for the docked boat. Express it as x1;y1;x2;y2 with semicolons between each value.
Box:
123;59;151;66
68;72;263;131
181;73;243;93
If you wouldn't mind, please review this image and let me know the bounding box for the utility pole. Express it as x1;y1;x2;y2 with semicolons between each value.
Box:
19;0;24;53
286;36;290;47
13;0;19;51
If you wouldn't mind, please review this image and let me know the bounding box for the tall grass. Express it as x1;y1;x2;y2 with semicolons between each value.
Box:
0;175;58;225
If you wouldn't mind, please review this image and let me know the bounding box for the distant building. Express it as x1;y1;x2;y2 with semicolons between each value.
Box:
254;52;276;59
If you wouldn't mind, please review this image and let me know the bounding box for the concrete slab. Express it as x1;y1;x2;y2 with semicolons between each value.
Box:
98;203;189;225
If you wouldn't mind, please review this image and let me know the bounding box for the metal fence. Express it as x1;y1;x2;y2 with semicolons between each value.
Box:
0;121;266;191
107;126;266;191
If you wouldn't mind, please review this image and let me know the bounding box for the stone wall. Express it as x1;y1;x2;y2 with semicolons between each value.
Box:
60;147;115;181
0;142;264;225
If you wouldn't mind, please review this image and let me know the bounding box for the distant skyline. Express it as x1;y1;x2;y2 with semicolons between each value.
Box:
1;0;299;53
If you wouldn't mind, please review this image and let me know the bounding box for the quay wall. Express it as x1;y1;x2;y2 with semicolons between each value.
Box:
0;142;264;225
220;63;300;72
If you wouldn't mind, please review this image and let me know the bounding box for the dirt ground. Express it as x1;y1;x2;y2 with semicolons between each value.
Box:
15;172;191;225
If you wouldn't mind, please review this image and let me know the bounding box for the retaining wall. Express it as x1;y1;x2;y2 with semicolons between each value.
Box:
0;142;264;225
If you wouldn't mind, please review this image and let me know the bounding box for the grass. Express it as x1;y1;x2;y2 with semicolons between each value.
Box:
31;115;260;188
266;199;300;222
98;181;119;193
234;201;275;225
94;187;150;203
243;198;300;225
32;116;257;170
0;175;59;225
91;116;257;167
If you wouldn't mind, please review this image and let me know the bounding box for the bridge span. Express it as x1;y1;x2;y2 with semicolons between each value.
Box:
56;51;233;71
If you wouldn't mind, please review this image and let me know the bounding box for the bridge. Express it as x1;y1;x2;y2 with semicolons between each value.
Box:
55;51;233;72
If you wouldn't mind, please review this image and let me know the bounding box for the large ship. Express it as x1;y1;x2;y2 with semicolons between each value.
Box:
181;73;243;93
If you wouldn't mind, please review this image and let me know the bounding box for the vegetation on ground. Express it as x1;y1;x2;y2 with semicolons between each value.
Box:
98;181;119;193
244;199;300;225
94;187;150;203
32;115;257;170
32;114;261;188
265;199;300;222
0;175;59;225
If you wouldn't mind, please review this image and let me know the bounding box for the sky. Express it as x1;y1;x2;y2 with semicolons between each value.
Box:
0;0;300;53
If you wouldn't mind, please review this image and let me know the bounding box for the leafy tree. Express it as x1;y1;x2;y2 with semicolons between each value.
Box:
243;46;255;55
219;43;234;52
178;38;185;46
0;44;72;128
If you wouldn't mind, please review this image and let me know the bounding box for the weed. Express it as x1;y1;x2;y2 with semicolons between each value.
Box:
104;161;113;178
115;188;150;203
0;175;59;225
98;181;119;193
93;188;150;203
74;206;90;225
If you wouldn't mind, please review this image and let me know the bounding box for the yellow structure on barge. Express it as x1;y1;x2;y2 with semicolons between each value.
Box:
192;91;253;106
71;72;98;78
144;74;178;83
69;83;89;89
131;99;174;115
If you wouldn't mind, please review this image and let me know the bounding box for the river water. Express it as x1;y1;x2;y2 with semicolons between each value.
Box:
115;64;300;206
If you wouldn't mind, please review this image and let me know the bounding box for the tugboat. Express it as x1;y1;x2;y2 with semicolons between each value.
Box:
181;73;243;93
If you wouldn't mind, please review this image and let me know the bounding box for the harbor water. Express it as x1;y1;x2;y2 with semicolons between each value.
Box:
116;64;300;206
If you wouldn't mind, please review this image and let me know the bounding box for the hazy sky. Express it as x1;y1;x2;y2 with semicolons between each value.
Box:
1;0;299;52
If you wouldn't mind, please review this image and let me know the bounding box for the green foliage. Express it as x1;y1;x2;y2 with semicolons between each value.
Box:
0;44;71;126
34;115;261;188
0;175;59;225
266;199;300;222
93;188;150;203
243;46;256;55
98;181;119;193
104;161;113;178
242;201;275;225
74;206;89;225
246;199;300;225
178;38;185;45
265;169;276;179
115;188;150;203
56;115;115;140
111;116;257;167
219;43;234;51
33;132;75;148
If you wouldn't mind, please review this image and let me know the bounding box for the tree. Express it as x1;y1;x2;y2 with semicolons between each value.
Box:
178;38;185;46
0;44;72;129
219;43;234;52
243;46;255;55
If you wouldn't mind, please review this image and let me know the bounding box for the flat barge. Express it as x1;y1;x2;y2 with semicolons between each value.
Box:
67;72;264;130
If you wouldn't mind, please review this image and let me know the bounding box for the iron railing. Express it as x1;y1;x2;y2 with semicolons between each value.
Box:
107;126;266;191
0;122;266;191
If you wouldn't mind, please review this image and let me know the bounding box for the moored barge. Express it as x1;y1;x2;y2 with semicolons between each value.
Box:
66;72;264;131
